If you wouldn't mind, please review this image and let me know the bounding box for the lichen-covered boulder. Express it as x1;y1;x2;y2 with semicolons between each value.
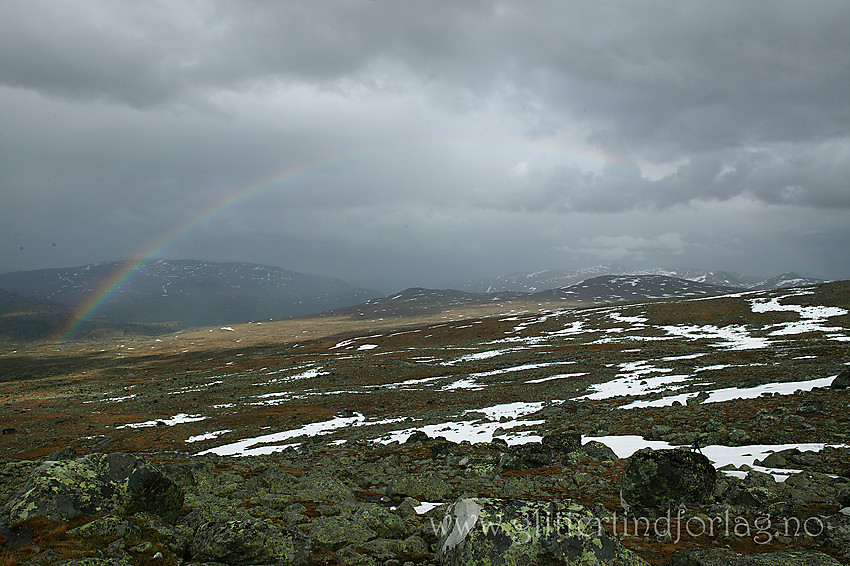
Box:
191;518;311;565
825;509;850;559
67;514;141;541
353;503;408;538
580;441;619;462
3;452;184;524
295;475;354;504
541;430;583;455
435;498;648;565
620;448;716;510
669;547;842;565
390;473;453;501
0;460;39;507
501;443;552;471
308;515;378;549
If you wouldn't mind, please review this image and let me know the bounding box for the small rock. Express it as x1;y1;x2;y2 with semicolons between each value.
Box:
686;391;710;405
46;446;77;461
648;424;672;440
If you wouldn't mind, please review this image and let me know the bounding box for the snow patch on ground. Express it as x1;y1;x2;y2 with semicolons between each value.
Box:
200;414;367;456
526;372;588;384
118;413;207;429
374;419;543;446
578;360;690;400
661;324;770;350
750;294;847;336
443;349;511;365
621;376;836;409
469;361;576;378
586;435;844;481
186;429;231;443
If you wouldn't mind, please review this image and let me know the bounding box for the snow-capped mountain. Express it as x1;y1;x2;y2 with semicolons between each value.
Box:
531;275;743;304
457;265;821;294
750;272;826;291
0;260;382;327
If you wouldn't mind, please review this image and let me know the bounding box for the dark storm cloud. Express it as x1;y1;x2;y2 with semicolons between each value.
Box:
498;144;850;214
6;1;849;149
2;0;849;283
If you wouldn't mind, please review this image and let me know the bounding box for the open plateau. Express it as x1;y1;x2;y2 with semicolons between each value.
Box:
1;278;849;565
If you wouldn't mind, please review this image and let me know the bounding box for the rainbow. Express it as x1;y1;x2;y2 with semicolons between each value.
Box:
56;136;644;342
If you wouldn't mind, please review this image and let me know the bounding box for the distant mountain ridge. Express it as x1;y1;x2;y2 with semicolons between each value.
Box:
0;259;827;337
456;265;823;294
327;275;746;319
533;274;743;303
0;260;382;327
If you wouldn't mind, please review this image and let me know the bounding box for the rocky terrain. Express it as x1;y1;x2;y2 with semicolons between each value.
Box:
1;280;849;564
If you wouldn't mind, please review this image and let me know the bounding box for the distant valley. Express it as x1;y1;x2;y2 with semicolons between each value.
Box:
0;259;830;342
0;260;381;336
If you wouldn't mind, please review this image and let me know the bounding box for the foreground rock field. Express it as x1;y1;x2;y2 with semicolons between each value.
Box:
1;282;849;564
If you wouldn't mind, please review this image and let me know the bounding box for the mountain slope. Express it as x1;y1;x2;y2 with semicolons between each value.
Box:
326;287;523;319
0;260;383;327
0;288;72;341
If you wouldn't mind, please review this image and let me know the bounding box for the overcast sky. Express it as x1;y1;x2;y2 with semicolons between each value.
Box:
2;1;849;291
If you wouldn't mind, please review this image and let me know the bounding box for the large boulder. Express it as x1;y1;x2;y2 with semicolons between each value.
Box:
669;547;842;565
389;473;453;501
294;475;354;504
580;441;619;462
825;509;850;559
831;369;850;389
501;443;552;471
308;515;378;550
839;484;850;508
3;452;184;524
435;498;648;565
192;518;311;565
541;430;583;455
620;448;716;511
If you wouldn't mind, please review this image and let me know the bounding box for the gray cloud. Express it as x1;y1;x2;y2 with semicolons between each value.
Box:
2;1;849;285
